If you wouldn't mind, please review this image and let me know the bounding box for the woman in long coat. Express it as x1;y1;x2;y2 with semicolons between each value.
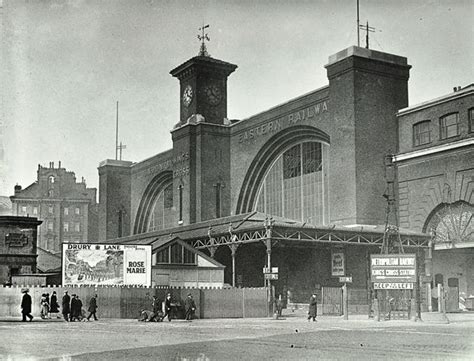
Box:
308;293;317;322
50;291;60;318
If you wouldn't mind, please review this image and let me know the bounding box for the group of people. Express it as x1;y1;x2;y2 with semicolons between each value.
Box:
20;289;98;322
40;291;60;319
61;291;98;322
139;293;196;322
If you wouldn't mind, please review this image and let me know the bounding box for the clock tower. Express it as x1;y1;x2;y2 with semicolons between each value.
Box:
168;28;237;225
170;42;237;125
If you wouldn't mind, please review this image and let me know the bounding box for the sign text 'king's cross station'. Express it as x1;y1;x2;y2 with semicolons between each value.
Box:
370;254;417;290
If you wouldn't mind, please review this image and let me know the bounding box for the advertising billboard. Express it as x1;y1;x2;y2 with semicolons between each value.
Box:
331;251;345;276
62;243;152;286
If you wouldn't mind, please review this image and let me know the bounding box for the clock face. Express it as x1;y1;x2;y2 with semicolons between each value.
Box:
204;84;222;106
182;85;193;107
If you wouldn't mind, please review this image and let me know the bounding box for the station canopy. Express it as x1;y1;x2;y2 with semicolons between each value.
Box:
102;211;431;251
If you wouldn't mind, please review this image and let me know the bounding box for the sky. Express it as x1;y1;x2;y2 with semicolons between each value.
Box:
1;0;473;198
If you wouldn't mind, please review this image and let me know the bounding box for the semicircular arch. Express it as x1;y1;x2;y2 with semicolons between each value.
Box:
134;171;173;234
236;125;330;214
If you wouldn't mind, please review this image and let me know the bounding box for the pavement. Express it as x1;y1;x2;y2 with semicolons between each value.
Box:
0;311;473;360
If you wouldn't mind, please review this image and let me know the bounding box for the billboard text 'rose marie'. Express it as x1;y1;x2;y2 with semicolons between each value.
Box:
62;243;152;286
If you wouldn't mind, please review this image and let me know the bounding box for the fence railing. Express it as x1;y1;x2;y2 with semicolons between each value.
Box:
0;285;268;319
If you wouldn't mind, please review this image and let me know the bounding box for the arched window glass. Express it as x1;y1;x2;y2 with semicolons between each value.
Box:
426;201;473;246
147;183;175;232
49;176;55;184
255;142;328;225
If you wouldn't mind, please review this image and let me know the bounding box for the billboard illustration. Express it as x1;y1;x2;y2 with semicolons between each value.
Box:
62;243;152;286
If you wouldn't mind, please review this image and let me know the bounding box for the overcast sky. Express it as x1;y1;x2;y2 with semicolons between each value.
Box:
1;0;472;197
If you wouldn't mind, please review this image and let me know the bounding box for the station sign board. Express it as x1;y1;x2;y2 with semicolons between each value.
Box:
370;254;416;284
339;276;352;283
263;267;279;274
264;273;279;280
373;283;414;290
62;243;152;286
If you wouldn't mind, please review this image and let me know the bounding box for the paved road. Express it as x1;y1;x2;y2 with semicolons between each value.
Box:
1;314;473;360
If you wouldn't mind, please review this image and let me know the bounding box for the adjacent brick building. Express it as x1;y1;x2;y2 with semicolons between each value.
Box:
10;162;98;271
394;84;474;310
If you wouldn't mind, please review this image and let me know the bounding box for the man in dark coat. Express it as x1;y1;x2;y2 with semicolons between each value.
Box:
308;293;317;322
86;294;98;321
62;291;71;322
184;294;196;321
163;293;173;322
70;294;82;321
21;289;33;322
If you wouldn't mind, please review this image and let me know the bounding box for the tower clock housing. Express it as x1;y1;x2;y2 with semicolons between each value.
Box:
170;56;237;125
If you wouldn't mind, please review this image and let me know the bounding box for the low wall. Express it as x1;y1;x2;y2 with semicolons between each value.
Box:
0;285;267;319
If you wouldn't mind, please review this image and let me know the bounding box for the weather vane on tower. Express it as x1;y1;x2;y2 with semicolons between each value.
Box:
198;23;210;56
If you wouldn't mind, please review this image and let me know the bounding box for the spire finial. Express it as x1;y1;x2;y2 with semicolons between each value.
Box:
198;23;210;56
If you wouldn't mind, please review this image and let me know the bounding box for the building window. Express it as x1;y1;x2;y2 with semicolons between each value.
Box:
469;108;474;133
63;222;69;232
48;221;53;231
256;142;328;225
413;120;431;146
179;185;183;223
48;206;54;214
49;176;55;184
215;183;222;218
439;113;459;139
64;207;69;216
118;210;123;238
147;183;175;232
183;247;196;264
33;207;38;215
48;189;54;197
425;201;473;246
75;207;80;215
75;222;80;232
170;243;183;263
157;247;169;263
21;206;27;214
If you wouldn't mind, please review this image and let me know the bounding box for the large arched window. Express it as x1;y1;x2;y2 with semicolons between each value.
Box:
147;183;175;232
424;201;473;246
255;141;328;224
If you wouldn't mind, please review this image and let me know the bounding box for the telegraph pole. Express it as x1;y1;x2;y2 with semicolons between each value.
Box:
115;101;119;160
357;0;360;47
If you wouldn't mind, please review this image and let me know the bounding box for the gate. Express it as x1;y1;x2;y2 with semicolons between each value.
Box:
446;278;459;312
321;287;342;315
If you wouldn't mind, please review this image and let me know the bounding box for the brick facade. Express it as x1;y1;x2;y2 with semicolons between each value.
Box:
10;163;98;270
99;46;412;240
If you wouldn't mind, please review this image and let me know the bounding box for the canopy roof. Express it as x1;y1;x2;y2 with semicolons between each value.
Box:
101;211;431;250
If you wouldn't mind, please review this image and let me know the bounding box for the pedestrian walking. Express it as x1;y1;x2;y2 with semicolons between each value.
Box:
70;294;77;321
70;294;83;321
50;291;61;318
45;293;51;318
40;293;49;319
86;294;98;321
184;294;196;321
21;288;33;322
308;293;317;322
163;293;173;322
275;294;283;317
62;290;71;321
